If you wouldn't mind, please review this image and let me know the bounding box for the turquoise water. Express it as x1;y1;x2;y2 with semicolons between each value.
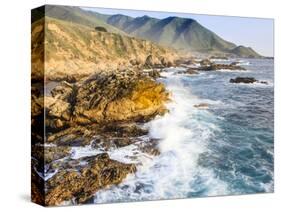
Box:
93;58;274;203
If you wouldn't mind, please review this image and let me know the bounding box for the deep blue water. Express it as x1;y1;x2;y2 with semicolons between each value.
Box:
82;58;274;203
184;59;274;195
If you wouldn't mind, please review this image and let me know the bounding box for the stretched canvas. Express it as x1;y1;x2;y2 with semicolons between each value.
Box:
31;5;274;206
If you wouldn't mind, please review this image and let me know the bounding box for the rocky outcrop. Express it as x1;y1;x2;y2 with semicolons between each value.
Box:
143;54;174;69
177;69;199;75
230;77;257;84
194;62;246;71
34;69;169;131
229;77;268;84
45;153;136;205
32;145;71;164
31;68;169;206
74;70;169;124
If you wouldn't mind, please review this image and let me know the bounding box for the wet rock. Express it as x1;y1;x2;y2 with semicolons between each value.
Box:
210;56;228;60
32;145;71;164
138;138;161;156
91;123;148;150
148;69;161;79
229;77;257;84
177;69;199;75
46;125;93;146
198;63;246;71
174;58;197;67
160;57;173;67
230;61;239;66
200;59;212;66
45;153;136;205
100;123;148;138
194;103;209;109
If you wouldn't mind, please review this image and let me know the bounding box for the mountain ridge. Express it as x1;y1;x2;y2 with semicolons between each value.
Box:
89;9;262;58
33;5;263;58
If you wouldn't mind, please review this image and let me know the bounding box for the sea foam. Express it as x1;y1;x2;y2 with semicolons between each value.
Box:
94;72;229;203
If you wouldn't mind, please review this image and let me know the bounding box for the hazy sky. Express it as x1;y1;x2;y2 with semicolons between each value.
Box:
83;7;274;57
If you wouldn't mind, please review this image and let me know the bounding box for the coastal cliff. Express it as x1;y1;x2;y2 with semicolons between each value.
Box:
31;19;173;203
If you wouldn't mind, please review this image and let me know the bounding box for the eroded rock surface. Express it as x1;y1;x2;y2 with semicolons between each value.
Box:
45;153;136;205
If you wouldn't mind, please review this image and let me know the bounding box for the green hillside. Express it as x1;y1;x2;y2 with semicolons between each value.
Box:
32;5;263;58
32;5;126;35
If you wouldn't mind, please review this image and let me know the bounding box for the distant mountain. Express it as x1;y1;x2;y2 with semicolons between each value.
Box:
33;5;262;58
102;14;262;58
229;46;261;58
106;15;236;51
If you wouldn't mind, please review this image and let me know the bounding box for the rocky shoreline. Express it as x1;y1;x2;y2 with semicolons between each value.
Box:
32;55;266;206
31;56;173;205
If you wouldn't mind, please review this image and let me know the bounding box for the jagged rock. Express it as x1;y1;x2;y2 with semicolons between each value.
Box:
50;81;74;100
74;71;169;124
229;77;257;84
32;145;71;164
46;125;93;146
45;97;71;130
45;153;136;205
91;123;148;150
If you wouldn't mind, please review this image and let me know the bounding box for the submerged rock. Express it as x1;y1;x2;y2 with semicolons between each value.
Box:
45;153;136;206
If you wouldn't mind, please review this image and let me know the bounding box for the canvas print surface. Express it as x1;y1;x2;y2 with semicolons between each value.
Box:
31;5;274;206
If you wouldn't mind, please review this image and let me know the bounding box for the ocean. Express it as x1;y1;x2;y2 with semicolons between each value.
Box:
77;58;274;203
